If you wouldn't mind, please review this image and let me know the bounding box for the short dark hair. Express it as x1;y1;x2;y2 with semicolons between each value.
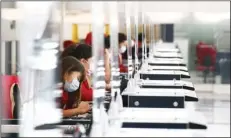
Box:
74;44;92;60
104;36;110;49
60;45;76;59
118;33;127;44
105;33;127;48
138;33;145;42
61;43;92;60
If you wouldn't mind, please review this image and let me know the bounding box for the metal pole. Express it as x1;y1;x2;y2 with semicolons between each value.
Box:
108;1;121;125
143;14;147;60
59;2;65;51
17;2;62;137
125;2;132;79
134;2;139;73
141;9;145;64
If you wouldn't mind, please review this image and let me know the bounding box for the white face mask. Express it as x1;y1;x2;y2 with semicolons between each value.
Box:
64;79;80;92
120;46;127;53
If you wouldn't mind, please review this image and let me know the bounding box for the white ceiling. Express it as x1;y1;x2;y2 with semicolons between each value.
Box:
1;1;230;24
64;1;230;24
65;1;230;13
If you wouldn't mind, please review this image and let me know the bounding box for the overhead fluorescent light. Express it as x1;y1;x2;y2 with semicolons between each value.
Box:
146;12;186;24
194;12;230;23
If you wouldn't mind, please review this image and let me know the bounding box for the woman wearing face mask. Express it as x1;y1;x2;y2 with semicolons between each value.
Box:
61;56;90;117
62;44;94;101
104;33;128;73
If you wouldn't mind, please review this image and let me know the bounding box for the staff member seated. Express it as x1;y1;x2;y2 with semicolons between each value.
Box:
61;56;90;117
61;44;94;101
105;33;128;73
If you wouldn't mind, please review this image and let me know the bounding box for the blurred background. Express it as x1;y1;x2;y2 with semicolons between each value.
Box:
1;1;230;137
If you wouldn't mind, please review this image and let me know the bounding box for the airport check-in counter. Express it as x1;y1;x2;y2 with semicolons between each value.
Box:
117;43;207;134
1;38;206;137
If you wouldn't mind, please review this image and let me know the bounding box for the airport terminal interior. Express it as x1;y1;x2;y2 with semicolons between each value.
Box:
0;1;230;137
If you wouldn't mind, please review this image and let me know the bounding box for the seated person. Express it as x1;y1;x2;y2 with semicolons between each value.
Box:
61;44;93;101
84;32;108;46
118;33;129;73
104;34;129;93
121;33;148;60
61;56;90;117
138;33;149;58
85;33;112;91
121;38;136;60
63;40;75;50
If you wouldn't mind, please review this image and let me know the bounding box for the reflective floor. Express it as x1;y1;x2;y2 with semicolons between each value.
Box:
191;71;230;137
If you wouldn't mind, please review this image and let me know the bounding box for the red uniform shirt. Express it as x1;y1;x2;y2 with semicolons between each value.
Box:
119;64;128;73
61;89;80;110
80;80;93;101
61;89;70;110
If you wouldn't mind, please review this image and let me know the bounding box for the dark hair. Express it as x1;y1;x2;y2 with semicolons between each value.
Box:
105;33;127;48
74;44;92;60
60;45;77;59
118;33;127;44
104;35;110;49
138;33;145;42
61;56;85;109
61;43;92;60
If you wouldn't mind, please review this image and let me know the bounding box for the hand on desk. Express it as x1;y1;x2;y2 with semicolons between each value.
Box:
78;102;91;114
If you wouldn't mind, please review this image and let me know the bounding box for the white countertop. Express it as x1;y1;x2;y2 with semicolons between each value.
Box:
140;70;190;76
139;80;194;88
123;87;196;99
148;65;188;71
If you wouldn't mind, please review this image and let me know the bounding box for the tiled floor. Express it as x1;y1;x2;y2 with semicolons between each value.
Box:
191;72;230;137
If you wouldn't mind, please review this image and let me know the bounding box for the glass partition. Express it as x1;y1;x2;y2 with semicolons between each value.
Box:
125;2;133;80
91;2;106;137
15;2;62;137
134;2;139;75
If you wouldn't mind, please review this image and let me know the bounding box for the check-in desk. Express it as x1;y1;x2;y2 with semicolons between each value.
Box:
123;85;197;103
139;70;190;80
154;51;183;59
118;108;206;129
148;65;188;72
105;128;205;137
122;87;185;108
111;43;206;136
1;114;92;136
148;59;186;67
154;48;180;53
155;42;179;48
140;79;195;92
104;108;207;137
